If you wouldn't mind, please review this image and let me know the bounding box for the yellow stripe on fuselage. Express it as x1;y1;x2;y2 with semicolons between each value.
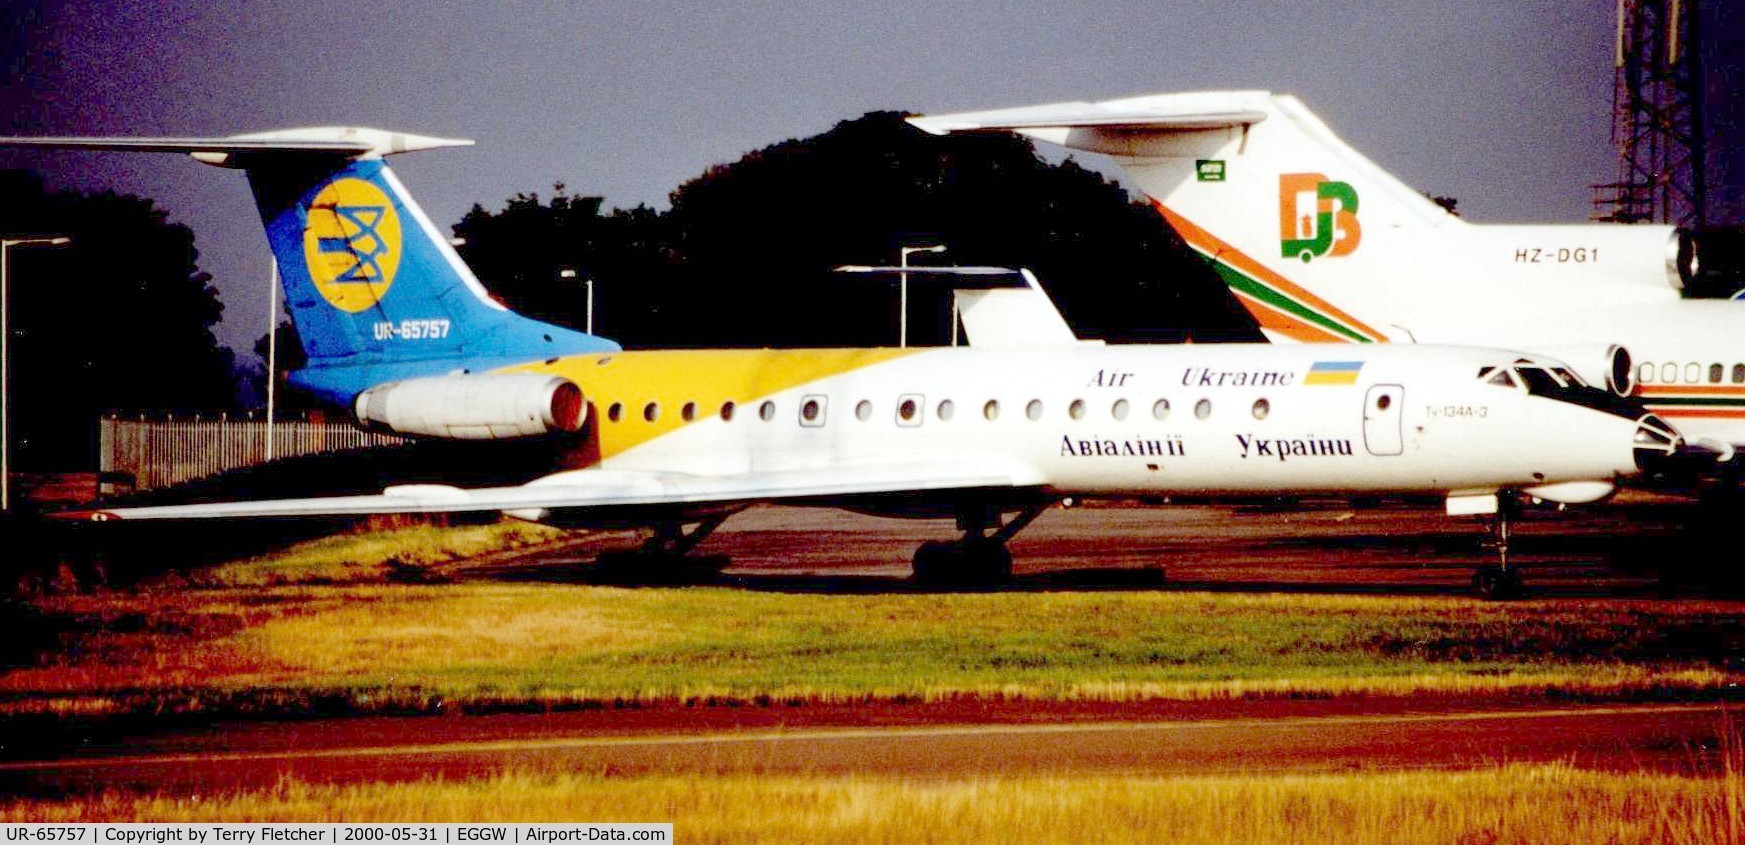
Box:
504;347;920;459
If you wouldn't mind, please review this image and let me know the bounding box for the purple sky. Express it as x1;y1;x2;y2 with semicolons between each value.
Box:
2;0;1739;359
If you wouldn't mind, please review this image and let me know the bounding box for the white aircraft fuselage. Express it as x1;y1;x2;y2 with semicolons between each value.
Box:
525;343;1649;507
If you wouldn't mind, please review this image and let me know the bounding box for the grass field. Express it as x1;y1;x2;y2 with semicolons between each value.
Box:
198;521;569;586
7;521;1745;839
6;575;1741;715
5;764;1739;844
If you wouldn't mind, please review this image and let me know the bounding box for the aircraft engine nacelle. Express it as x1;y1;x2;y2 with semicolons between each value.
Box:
1524;344;1634;398
1676;227;1745;299
354;373;585;440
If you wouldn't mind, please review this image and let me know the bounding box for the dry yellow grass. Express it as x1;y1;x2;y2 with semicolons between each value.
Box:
4;765;1738;844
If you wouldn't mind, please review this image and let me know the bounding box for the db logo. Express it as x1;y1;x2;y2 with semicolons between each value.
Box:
1279;173;1361;262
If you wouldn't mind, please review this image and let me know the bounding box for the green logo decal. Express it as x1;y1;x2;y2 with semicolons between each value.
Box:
1196;160;1226;182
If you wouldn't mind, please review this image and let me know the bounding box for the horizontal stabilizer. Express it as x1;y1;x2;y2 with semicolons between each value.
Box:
0;128;472;167
908;95;1269;136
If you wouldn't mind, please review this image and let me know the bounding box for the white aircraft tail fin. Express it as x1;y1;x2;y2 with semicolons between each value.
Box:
912;91;1683;344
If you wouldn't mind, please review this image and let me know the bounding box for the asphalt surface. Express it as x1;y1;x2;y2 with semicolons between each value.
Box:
5;701;1738;795
469;497;1701;597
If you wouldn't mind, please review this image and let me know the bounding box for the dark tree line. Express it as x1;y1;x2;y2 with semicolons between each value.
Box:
452;112;1257;349
0;170;237;472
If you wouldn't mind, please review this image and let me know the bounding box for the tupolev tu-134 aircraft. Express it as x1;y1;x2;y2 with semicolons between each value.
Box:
3;127;1684;594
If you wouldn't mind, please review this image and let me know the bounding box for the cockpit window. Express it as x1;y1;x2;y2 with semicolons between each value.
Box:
1477;360;1654;424
1516;366;1564;396
1549;367;1583;387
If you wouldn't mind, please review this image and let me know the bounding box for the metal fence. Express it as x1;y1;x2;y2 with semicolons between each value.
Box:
99;413;408;491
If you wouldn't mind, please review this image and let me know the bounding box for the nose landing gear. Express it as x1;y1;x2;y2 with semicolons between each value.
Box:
1472;495;1526;599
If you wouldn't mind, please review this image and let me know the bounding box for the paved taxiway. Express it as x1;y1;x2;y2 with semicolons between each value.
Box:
5;701;1738;795
471;497;1696;596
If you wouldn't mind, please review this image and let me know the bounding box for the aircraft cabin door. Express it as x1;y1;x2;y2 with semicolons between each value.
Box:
1363;384;1404;456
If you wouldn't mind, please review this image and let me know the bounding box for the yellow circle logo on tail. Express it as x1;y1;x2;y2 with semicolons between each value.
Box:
302;178;402;312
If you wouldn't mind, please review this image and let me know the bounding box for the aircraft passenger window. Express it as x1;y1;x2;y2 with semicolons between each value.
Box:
1734;364;1745;384
799;397;826;427
1252;398;1270;419
1638;363;1655;384
1685;362;1701;383
759;401;776;421
1660;363;1676;383
1194;399;1212;420
937;399;955;421
1026;400;1044;421
983;400;1000;421
1152;399;1170;420
608;402;623;423
855;400;872;421
643;402;660;422
1711;364;1725;384
1069;399;1086;420
682;402;697;422
720;401;736;421
897;394;924;427
1112;399;1130;420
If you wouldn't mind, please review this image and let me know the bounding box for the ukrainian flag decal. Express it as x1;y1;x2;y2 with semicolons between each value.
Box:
1304;361;1363;385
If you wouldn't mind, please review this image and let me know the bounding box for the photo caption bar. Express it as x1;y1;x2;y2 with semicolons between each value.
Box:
1;826;672;844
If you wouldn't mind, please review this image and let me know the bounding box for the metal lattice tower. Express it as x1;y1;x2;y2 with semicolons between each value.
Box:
1592;0;1706;225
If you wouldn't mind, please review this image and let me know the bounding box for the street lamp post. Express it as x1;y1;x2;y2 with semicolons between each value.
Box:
265;258;279;461
898;244;945;348
2;235;71;512
560;268;594;334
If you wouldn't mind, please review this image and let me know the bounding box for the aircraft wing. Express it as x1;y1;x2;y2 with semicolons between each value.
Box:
53;457;1046;522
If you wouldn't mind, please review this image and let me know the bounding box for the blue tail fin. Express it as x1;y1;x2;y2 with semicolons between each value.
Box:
0;127;619;404
235;136;618;403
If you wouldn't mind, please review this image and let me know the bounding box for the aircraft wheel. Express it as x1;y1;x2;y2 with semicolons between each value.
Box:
912;540;1012;586
1472;565;1525;600
591;550;728;585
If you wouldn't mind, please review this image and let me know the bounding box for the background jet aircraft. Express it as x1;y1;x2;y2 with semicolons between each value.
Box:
4;128;1680;595
910;90;1745;455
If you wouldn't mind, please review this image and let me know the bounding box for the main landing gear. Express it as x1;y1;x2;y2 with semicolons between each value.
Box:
911;503;1049;585
592;516;731;584
1472;495;1526;600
